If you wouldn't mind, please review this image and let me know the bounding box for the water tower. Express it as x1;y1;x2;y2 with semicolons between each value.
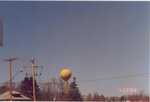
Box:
60;67;72;94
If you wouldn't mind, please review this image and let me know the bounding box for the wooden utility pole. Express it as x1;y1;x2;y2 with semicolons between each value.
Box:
24;58;42;101
31;58;36;101
4;57;17;101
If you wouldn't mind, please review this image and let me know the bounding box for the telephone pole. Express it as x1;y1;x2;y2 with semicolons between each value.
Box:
4;57;17;101
24;58;42;101
31;57;36;101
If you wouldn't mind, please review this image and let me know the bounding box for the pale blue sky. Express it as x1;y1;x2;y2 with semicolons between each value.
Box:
0;2;149;96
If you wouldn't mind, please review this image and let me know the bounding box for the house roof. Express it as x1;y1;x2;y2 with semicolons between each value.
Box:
0;90;31;101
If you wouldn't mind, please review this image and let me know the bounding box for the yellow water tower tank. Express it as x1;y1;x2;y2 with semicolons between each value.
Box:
60;67;72;81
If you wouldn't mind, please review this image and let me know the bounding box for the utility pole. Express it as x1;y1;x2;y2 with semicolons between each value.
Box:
24;58;42;101
4;57;17;101
31;58;36;101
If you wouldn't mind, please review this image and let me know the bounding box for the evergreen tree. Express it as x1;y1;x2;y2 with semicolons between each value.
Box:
19;75;40;100
68;77;82;101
